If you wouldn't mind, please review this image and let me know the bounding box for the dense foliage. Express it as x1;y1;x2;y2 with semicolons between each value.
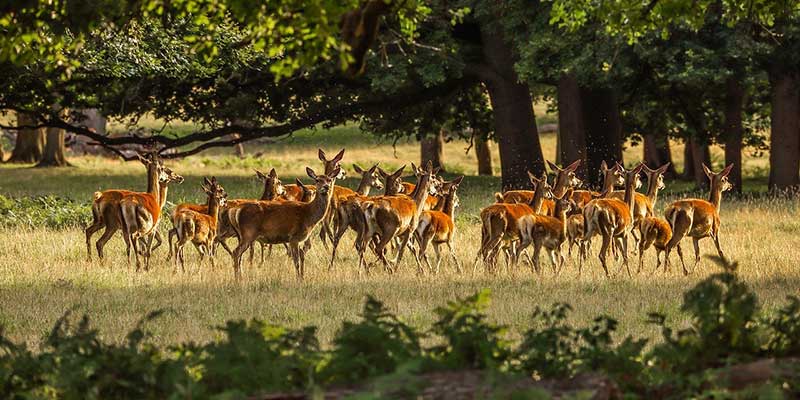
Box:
0;195;90;230
1;259;800;398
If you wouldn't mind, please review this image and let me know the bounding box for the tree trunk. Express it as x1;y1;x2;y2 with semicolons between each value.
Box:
421;128;445;172
475;136;493;176
681;140;694;181
688;137;711;189
7;113;45;163
36;107;70;167
557;73;588;179
643;134;677;178
723;77;745;193
480;26;544;190
580;87;623;188
768;68;800;191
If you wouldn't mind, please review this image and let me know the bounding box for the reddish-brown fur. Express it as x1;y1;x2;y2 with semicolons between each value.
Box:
413;176;463;274
663;164;733;275
174;177;227;272
638;217;672;273
516;189;574;274
497;160;582;216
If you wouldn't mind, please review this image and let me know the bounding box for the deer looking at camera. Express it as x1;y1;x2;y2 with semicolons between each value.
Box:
474;172;551;272
230;166;341;280
663;164;733;275
413;176;464;274
515;189;574;275
497;160;581;214
85;152;168;261
328;163;385;269
358;161;437;273
582;163;644;278
173;177;227;273
118;160;184;271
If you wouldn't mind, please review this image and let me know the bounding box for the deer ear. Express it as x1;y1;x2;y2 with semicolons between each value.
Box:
353;164;364;174
452;175;464;186
600;160;608;171
333;149;345;163
329;166;342;178
306;167;318;180
203;177;212;186
702;163;713;178
377;167;388;178
527;170;539;183
255;170;267;180
657;162;671;174
269;168;277;178
369;164;379;173
721;163;734;177
295;178;305;187
318;149;327;162
433;166;441;175
566;159;581;171
615;161;625;172
632;163;645;174
410;162;418;173
426;160;434;172
393;165;406;177
546;160;560;172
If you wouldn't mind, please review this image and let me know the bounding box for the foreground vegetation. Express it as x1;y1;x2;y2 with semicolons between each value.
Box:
2;261;800;398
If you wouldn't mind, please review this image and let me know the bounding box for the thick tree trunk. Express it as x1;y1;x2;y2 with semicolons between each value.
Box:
36;125;69;167
7;113;45;163
688;138;711;189
723;77;745;193
768;69;800;191
474;136;493;176
557;73;588;179
643;134;677;178
682;141;694;181
480;26;544;190
421;128;445;172
580;87;623;188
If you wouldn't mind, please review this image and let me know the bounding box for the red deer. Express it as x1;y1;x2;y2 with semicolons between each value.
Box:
663;164;733;275
473;172;552;272
570;161;625;268
412;176;464;274
173;177;227;273
516;189;575;274
229;166;341;280
609;162;671;241
582;163;644;277
328;163;385;269
400;163;444;210
358;162;437;273
497;160;581;215
638;217;672;273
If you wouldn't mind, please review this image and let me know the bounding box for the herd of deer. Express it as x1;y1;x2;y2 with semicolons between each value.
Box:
83;148;733;280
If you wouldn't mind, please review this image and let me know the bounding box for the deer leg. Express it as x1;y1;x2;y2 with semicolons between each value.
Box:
620;234;631;278
151;231;163;253
95;226;117;261
598;232;612;278
532;241;542;275
231;237;254;280
676;243;688;276
548;248;558;275
432;243;443;275
394;230;413;273
167;228;177;261
248;244;255;266
329;217;349;271
85;221;104;261
712;232;726;262
446;242;461;274
692;237;701;272
289;242;303;280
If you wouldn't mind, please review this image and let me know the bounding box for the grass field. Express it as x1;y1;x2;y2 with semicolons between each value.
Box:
0;125;798;350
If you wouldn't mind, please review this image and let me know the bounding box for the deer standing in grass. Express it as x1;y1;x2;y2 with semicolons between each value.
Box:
358;161;437;273
328;163;384;269
474;172;551;272
608;162;671;242
85;152;165;260
400;163;443;211
412;176;464;274
119;160;184;271
174;177;227;273
638;217;672;273
515;189;574;275
570;161;625;267
663;164;733;275
497;160;581;214
582;163;644;277
230;166;340;280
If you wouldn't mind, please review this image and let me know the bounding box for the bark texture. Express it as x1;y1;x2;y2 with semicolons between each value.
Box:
767;69;800;191
580;87;623;188
474;136;492;176
421;128;445;172
723;77;744;193
7;113;45;163
557;73;588;179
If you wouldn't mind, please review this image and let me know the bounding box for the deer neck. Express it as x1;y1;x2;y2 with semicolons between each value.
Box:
309;184;334;223
645;175;660;207
552;174;569;198
260;182;278;201
157;182;170;210
442;192;457;217
599;174;616;197
623;180;636;218
709;182;723;210
384;179;400;195
207;196;221;225
409;175;430;215
355;177;372;196
528;184;546;214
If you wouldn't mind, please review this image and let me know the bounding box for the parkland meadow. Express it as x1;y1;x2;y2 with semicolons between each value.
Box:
0;125;798;349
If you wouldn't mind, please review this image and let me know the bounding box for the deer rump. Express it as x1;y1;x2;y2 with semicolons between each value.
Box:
362;196;418;239
583;199;631;239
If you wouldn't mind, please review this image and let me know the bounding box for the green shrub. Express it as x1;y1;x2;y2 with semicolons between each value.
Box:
0;195;91;230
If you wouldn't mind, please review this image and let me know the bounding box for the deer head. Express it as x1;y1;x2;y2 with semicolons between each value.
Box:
704;163;734;193
201;177;227;208
547;159;583;193
354;163;384;190
256;168;286;197
319;148;347;179
307;166;340;196
160;167;184;186
378;165;405;194
528;170;554;199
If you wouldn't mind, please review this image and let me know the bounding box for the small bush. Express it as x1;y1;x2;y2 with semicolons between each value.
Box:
0;195;91;230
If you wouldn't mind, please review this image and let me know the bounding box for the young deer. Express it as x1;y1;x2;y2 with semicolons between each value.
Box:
516;189;574;275
582;163;644;277
638;216;672;273
474;172;552;272
328;163;385;269
230;166;341;280
412;176;464;274
174;177;227;273
497;160;581;213
663;164;733;275
119;161;183;271
85;152;163;260
358;161;436;273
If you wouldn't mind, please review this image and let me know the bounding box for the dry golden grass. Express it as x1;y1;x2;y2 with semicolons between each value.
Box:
0;126;795;349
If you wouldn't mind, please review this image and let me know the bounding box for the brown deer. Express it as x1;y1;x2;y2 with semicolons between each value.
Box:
173;177;227;273
638;216;672;273
328;163;385;269
85;152;163;260
515;189;575;275
401;163;444;211
229;166;341;280
497;160;581;213
571;161;625;268
412;176;464;274
582;163;644;277
357;161;436;273
663;164;733;275
473;172;552;272
119;161;184;271
609;162;671;241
